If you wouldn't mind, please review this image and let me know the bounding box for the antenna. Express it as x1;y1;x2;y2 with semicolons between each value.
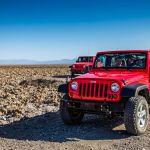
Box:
87;48;90;71
88;48;90;63
88;48;90;57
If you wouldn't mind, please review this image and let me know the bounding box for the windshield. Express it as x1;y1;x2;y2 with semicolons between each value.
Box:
77;57;93;62
94;53;146;69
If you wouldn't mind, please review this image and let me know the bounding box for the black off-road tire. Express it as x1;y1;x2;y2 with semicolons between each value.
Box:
124;96;149;135
60;95;84;125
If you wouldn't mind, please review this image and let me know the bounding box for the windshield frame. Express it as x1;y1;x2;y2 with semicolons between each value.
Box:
76;57;93;63
93;52;148;70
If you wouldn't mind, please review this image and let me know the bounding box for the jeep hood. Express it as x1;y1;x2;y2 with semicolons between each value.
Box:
73;62;92;65
74;71;147;84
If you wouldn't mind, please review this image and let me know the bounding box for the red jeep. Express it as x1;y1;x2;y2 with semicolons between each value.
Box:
70;56;95;76
59;50;150;135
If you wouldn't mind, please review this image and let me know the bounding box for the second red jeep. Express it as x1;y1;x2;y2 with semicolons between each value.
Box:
70;56;95;76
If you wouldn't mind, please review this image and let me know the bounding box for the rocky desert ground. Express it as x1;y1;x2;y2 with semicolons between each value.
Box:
0;65;150;150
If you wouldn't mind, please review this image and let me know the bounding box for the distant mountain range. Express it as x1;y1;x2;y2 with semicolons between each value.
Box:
0;59;76;65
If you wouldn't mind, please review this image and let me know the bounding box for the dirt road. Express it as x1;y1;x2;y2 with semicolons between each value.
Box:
0;65;150;150
1;110;150;150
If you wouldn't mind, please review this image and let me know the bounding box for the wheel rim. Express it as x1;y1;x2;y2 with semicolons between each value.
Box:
137;104;147;128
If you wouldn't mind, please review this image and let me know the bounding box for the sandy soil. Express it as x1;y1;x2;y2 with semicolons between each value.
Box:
0;65;150;150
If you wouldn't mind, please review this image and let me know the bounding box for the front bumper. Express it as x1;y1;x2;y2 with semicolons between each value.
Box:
71;69;86;74
61;98;124;113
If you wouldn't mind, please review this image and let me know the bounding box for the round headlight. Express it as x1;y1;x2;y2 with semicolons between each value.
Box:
111;83;120;92
72;65;75;68
71;82;78;90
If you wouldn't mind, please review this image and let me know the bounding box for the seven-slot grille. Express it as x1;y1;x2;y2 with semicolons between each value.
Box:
75;65;84;69
78;82;108;98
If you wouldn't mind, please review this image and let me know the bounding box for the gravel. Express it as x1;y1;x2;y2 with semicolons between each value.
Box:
0;65;150;150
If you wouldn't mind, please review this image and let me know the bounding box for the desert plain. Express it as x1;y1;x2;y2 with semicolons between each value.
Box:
0;65;150;150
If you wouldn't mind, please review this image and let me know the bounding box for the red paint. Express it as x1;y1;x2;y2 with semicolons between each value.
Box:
71;56;95;74
68;50;150;102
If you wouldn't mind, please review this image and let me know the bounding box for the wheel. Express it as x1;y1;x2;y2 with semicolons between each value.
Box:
60;95;84;125
124;96;149;135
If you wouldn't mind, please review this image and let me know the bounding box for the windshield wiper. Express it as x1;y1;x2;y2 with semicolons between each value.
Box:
102;66;110;70
127;68;133;71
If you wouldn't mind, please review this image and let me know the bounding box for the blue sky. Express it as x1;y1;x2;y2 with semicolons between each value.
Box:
0;0;150;61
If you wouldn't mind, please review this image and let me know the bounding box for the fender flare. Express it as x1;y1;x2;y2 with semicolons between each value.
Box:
58;83;68;93
121;83;149;101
